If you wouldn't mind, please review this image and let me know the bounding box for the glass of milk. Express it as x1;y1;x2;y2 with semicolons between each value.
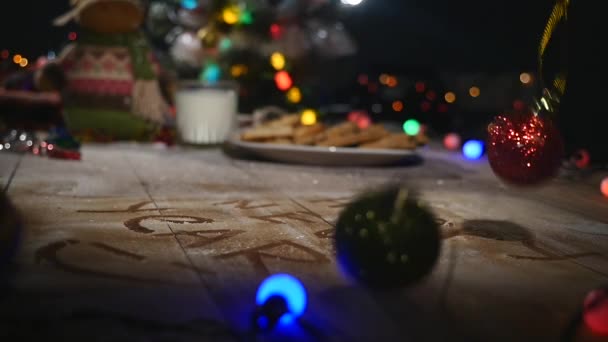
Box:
175;81;238;145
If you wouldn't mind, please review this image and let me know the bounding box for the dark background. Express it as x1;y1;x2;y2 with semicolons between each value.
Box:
0;0;606;161
0;0;554;72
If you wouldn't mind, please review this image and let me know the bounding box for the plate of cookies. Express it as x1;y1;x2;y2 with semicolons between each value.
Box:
229;114;426;166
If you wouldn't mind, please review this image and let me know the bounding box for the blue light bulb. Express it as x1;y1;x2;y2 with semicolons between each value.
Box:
463;140;484;160
182;0;198;10
256;274;307;326
219;38;232;52
201;63;221;83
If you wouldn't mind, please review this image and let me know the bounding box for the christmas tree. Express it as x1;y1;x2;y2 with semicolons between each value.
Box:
144;0;359;113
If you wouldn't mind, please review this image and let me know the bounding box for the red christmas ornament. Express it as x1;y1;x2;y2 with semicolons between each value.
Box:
487;112;564;185
584;288;608;336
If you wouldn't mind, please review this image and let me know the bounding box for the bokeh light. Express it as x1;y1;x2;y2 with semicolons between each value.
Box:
274;71;293;91
348;111;362;122
270;52;286;71
12;54;22;64
201;63;221;83
367;83;378;93
36;57;48;68
513;100;526;111
341;0;364;5
300;109;317;126
286;87;302;103
444;92;456;103
392;101;404;112
270;24;282;39
572;149;591;169
239;10;253;25
386;76;398;88
223;6;240;25
601;178;608;198
348;111;372;128
356;115;371;129
371;103;382;114
256;274;307;326
379;74;389;85
415;81;426;93
443;133;461;151
219;37;232;52
403;119;420;136
68;32;78;41
520;72;532;84
230;64;248;77
358;74;368;85
463;140;484;160
19;58;28;68
182;0;198;9
469;86;480;97
0;50;8;59
420;101;431;112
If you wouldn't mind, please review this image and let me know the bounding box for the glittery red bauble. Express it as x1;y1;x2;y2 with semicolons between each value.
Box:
487;112;564;185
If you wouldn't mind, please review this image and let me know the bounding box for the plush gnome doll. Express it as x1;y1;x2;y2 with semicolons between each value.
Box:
53;0;170;141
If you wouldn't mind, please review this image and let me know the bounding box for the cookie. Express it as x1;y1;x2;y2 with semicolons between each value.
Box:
241;125;294;141
414;133;429;146
317;125;389;147
360;133;417;150
265;138;293;145
266;114;301;128
294;124;325;145
324;121;358;139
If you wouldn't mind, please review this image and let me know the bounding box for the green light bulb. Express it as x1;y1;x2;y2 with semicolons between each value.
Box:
240;11;253;25
403;119;420;136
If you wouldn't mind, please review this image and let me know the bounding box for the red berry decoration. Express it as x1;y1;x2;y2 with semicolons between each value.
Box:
487;111;564;185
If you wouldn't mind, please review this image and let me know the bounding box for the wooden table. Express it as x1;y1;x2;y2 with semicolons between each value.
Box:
1;143;607;341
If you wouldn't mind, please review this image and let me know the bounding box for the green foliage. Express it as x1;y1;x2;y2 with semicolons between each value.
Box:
64;107;158;141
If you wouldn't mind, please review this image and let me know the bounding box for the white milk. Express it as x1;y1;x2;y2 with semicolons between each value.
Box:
176;83;237;144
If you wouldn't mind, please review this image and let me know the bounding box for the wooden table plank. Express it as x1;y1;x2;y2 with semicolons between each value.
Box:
0;152;21;192
3;146;226;332
122;146;418;340
2;144;607;341
234;148;608;341
123;145;447;341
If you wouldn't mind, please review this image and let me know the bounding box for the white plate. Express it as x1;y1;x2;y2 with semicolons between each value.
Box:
228;134;419;166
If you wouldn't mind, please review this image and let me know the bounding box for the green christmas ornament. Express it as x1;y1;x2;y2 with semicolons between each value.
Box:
335;186;440;289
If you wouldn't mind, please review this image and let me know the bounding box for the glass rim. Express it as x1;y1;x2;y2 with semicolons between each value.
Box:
177;80;239;91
